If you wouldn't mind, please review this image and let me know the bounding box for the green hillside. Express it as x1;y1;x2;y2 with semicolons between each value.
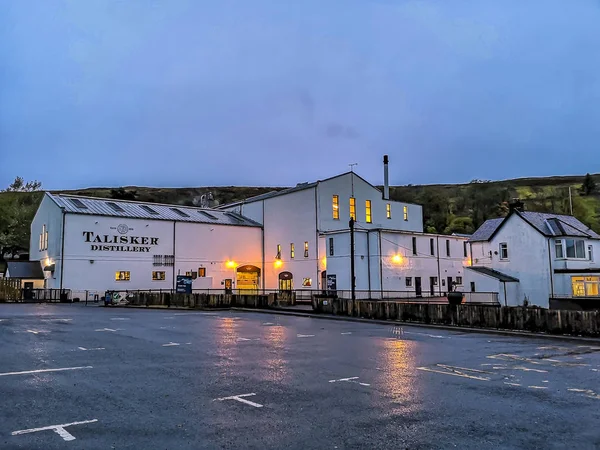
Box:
1;174;599;269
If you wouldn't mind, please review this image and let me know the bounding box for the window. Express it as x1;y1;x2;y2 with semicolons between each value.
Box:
589;245;594;262
365;200;372;223
106;201;125;213
412;237;417;255
386;203;391;219
403;205;408;221
463;242;468;258
290;243;295;259
302;278;312;287
349;198;356;220
565;239;586;258
304;241;309;258
198;267;206;277
499;243;508;260
40;224;48;251
432;277;438;286
446;240;451;257
164;255;175;266
332;195;339;220
185;271;192;277
115;271;130;281
430;238;435;256
555;240;564;258
329;237;334;256
198;210;218;220
405;277;413;287
572;276;600;297
276;244;281;260
470;282;476;292
69;198;87;209
226;212;245;223
191;271;198;280
153;255;163;266
140;204;159;215
152;271;165;281
170;207;190;218
456;276;463;285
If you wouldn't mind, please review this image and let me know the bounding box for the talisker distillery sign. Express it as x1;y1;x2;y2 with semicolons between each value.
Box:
83;224;159;252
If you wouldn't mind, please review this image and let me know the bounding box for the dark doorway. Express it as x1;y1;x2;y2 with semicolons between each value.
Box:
447;277;453;293
23;282;34;300
470;282;476;292
429;277;436;296
415;277;422;297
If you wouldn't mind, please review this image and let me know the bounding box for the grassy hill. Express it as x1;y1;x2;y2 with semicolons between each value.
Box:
1;174;599;272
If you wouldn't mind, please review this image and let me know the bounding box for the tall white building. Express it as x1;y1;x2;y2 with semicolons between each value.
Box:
466;207;600;308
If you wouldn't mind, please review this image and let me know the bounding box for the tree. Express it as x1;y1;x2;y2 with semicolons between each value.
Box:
110;187;137;201
580;173;596;196
0;177;43;257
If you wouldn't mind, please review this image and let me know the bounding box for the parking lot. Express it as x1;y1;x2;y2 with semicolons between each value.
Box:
0;303;599;449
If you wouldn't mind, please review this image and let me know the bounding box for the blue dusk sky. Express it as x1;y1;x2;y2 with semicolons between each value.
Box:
1;0;599;190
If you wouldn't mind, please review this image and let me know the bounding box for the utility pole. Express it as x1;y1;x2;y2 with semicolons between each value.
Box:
349;217;356;300
568;186;573;215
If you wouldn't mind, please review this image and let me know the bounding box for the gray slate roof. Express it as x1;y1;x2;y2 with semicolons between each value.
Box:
6;261;44;279
467;266;519;282
468;218;504;242
469;212;600;242
47;193;261;227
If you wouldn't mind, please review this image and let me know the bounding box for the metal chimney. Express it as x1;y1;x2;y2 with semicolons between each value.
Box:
383;155;389;200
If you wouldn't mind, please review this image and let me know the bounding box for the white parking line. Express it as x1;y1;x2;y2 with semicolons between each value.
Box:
262;322;275;326
504;382;522;387
110;318;130;321
341;332;352;335
26;329;49;335
78;347;105;351
403;331;445;339
528;386;548;390
0;366;93;377
297;334;315;338
214;393;263;408
329;376;371;387
417;365;491;381
12;419;98;442
94;328;121;332
162;342;180;347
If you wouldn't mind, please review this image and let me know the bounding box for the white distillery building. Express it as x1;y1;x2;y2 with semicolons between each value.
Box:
465;207;600;308
30;193;263;298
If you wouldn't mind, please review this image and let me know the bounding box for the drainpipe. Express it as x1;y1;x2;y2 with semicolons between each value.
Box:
172;221;176;290
436;236;442;296
59;209;66;290
350;218;355;300
547;239;555;300
261;201;265;293
366;230;371;296
503;281;508;307
378;231;383;298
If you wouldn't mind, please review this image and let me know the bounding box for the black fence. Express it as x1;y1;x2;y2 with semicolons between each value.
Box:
0;288;72;303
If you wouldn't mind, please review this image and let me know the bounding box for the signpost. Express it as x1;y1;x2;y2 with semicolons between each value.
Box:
176;275;192;294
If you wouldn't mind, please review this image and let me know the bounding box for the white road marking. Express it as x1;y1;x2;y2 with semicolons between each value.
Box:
185;342;192;345
297;334;315;338
94;328;121;332
12;419;98;442
0;366;93;377
111;317;130;321
78;347;105;351
42;318;72;322
487;354;543;365
174;312;217;316
262;322;274;325
237;338;251;341
542;380;549;383
328;377;371;387
417;365;491;381
403;331;445;339
513;366;548;373
504;382;521;387
163;317;175;320
214;393;263;408
162;342;180;347
341;332;352;335
26;329;48;335
528;386;548;390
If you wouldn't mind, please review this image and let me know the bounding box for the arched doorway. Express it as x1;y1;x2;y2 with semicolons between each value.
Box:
278;271;293;291
236;265;261;294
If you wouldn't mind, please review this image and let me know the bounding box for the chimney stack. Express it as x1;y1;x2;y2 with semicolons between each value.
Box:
508;198;525;213
383;155;389;200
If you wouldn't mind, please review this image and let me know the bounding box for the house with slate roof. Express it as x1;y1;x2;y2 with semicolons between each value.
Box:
466;204;600;308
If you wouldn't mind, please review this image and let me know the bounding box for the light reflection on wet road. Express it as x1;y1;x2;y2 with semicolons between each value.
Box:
0;303;599;449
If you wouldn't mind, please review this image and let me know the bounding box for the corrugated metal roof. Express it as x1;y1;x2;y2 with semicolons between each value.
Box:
6;261;44;279
467;266;519;282
469;218;504;242
47;193;261;227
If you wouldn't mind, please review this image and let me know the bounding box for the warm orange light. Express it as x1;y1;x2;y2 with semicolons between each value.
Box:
274;259;283;269
392;254;403;264
464;258;472;267
226;260;236;268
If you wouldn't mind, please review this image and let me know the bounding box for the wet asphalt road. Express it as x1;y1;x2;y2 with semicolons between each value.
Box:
0;304;599;450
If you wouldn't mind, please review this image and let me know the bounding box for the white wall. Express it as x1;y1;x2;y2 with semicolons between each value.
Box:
317;173;423;233
29;194;64;288
324;230;370;292
175;222;262;289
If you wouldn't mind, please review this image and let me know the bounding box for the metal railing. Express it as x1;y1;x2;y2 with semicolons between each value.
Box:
0;288;72;303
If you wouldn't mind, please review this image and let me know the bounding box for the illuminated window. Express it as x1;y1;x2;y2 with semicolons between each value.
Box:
572;276;600;297
276;244;281;259
302;278;312;287
186;271;192;277
403;206;408;221
198;267;206;277
349;197;356;220
365;200;372;223
115;271;130;281
290;243;295;259
304;241;309;258
152;271;165;281
332;195;339;220
386;203;391;219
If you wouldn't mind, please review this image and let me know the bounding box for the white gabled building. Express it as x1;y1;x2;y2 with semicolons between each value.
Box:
466;205;600;308
30;193;263;298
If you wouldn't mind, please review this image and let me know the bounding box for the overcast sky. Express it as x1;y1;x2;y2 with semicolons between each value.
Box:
1;0;599;190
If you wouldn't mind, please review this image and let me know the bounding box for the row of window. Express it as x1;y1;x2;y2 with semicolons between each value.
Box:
555;239;593;261
404;276;463;287
39;224;49;251
572;276;599;297
276;242;309;259
153;255;175;266
333;195;408;223
116;268;207;282
412;237;468;258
